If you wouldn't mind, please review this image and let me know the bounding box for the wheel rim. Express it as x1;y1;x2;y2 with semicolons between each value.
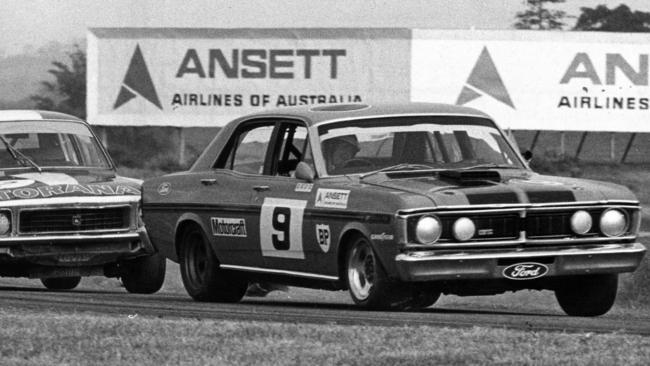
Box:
347;241;376;301
186;232;209;287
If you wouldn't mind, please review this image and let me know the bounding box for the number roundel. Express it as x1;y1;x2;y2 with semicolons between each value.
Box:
260;198;307;259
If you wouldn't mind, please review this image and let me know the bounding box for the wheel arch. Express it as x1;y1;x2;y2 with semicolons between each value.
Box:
174;213;212;261
335;222;380;288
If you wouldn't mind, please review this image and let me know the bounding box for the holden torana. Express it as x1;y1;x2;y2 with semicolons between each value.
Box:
142;103;645;316
0;110;165;293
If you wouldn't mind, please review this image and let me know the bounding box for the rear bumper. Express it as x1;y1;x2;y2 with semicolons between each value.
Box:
395;243;647;282
0;227;154;266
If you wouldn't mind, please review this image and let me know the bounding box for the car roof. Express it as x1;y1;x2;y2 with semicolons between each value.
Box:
237;102;492;126
0;110;85;123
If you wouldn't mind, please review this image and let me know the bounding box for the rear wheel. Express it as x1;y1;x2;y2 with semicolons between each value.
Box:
346;236;409;310
179;226;248;302
121;253;166;294
555;274;618;317
41;276;81;290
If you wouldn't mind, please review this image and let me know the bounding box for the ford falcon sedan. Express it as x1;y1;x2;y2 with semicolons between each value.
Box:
0;110;164;293
142;103;645;316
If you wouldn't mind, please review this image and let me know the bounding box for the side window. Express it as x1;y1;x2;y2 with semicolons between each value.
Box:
273;124;309;176
221;124;275;175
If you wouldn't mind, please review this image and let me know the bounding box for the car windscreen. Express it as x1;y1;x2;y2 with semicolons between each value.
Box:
0;121;111;170
317;116;524;175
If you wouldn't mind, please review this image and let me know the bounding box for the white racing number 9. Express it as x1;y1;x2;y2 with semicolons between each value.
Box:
260;198;307;259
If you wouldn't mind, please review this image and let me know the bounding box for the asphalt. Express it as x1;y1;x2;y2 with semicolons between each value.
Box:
1;281;649;336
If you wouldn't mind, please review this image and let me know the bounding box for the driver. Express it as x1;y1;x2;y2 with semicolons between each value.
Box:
322;135;360;174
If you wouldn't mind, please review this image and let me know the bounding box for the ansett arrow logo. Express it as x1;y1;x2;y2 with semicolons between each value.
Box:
456;47;515;109
113;45;162;110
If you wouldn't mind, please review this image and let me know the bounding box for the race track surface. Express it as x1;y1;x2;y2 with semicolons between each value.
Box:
1;282;649;336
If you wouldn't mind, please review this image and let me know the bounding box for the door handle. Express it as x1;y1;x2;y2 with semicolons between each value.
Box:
253;185;270;192
200;178;217;186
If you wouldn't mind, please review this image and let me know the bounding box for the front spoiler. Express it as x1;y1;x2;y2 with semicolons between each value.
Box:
395;243;646;282
0;227;154;266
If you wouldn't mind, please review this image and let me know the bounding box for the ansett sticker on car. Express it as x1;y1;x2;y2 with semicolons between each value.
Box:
314;189;350;209
502;263;549;280
211;217;247;237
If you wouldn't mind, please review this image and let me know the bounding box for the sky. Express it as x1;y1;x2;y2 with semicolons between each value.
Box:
2;0;650;56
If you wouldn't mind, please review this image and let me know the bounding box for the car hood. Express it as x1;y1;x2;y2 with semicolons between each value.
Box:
361;170;636;207
0;169;141;202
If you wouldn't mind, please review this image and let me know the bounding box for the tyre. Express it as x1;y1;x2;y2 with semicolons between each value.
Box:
345;236;409;310
41;276;81;290
121;253;166;294
179;226;248;302
555;274;618;317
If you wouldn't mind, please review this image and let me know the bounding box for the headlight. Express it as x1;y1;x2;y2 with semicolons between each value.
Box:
570;210;592;235
600;209;627;237
452;217;475;242
415;215;442;244
0;212;10;235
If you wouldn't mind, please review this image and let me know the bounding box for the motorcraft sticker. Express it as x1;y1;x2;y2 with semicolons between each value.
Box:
211;217;248;237
314;189;350;209
295;183;313;193
502;262;549;280
316;224;331;253
0;184;140;201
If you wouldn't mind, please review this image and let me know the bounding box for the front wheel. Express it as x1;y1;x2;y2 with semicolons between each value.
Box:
121;253;166;294
179;226;248;302
346;236;409;310
41;276;81;290
555;274;618;317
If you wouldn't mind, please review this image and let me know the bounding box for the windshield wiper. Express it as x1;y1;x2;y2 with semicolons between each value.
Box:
0;136;42;172
360;163;436;180
460;163;521;170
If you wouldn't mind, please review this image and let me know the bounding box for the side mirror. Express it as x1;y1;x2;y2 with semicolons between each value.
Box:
522;150;533;163
295;161;315;182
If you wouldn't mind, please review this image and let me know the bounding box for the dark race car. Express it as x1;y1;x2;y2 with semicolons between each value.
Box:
0;110;165;293
143;103;645;316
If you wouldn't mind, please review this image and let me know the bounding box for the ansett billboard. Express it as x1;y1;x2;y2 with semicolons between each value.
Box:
412;30;650;132
88;28;411;127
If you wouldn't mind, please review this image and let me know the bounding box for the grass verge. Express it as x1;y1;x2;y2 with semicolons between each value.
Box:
1;307;649;366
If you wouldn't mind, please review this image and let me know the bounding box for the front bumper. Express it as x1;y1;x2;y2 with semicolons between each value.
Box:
0;226;154;266
395;242;647;282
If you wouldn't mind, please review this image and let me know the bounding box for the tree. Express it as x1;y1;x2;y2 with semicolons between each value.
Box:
514;0;567;30
574;4;650;32
30;45;86;119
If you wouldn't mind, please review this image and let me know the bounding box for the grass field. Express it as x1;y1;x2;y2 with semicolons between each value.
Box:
1;306;649;366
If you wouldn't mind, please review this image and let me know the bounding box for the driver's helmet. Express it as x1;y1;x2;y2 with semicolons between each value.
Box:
322;134;360;156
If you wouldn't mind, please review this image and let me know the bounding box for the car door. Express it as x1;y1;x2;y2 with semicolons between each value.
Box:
203;120;276;268
252;121;335;276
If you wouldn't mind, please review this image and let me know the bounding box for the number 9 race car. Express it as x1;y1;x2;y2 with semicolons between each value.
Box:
1;110;165;293
142;103;645;316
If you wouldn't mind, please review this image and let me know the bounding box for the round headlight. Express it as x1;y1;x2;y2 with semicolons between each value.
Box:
570;210;592;235
415;216;442;244
0;213;10;235
600;209;627;237
453;217;476;242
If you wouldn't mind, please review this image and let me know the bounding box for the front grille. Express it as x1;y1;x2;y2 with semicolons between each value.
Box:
408;213;520;242
526;210;601;238
440;214;520;241
19;207;130;233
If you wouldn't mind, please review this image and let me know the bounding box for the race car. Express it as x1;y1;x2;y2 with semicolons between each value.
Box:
0;110;165;293
142;103;645;316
